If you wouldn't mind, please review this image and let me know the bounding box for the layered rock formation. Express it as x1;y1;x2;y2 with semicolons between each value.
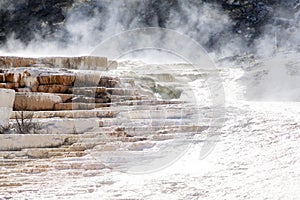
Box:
0;55;214;198
0;56;108;70
0;56;116;111
0;57;201;137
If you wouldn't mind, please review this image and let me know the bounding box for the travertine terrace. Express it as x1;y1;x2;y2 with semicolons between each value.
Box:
0;56;207;196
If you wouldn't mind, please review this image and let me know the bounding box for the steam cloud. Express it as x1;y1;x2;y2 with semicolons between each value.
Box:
1;0;299;57
0;0;299;101
0;1;232;56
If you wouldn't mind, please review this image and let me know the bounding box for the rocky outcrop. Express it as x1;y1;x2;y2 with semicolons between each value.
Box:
0;56;108;70
42;56;109;70
99;76;120;88
38;74;75;85
0;56;212;198
0;82;19;89
0;73;4;82
0;56;118;111
13;92;63;111
37;85;70;93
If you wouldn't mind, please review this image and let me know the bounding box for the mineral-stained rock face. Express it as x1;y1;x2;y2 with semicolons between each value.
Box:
0;67;117;111
0;57;36;68
0;56;108;70
0;73;5;82
13;92;62;111
38;74;75;86
98;76;120;88
4;72;21;83
0;56;117;111
0;82;19;89
37;85;70;93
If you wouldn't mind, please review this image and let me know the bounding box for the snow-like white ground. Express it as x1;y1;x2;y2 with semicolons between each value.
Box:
8;99;300;199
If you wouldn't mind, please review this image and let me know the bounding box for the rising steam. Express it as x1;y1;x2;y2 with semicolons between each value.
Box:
0;0;299;101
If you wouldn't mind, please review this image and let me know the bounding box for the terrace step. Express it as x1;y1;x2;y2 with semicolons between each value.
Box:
69;87;107;95
83;125;208;137
98;118;200;127
53;103;112;110
10;109;116;119
70;96;111;103
111;99;185;106
0;134;75;151
0;150;28;158
110;95;151;102
106;88;137;96
117;108;197;119
0;158;36;166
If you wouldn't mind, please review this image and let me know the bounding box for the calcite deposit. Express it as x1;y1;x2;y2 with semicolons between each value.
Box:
0;57;121;111
0;56;108;70
0;56;206;197
14;92;63;111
